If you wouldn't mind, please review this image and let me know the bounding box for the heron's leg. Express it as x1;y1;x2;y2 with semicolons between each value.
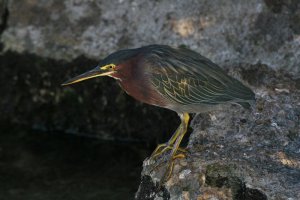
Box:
152;145;187;158
162;113;189;182
164;153;186;181
151;126;185;157
166;123;184;145
151;114;188;158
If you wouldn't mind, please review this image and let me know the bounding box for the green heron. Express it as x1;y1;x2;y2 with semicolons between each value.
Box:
62;44;255;183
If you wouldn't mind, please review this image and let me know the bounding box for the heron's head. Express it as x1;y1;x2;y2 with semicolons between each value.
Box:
62;48;139;86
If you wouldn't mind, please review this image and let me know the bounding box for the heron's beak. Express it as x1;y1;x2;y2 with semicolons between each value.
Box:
62;66;115;86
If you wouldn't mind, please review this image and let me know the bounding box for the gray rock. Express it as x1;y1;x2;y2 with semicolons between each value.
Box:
136;65;300;199
1;0;300;76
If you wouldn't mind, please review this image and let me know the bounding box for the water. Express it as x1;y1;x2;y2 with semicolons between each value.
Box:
0;125;151;200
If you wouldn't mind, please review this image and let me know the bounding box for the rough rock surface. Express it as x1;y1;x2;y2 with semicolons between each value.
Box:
136;65;300;199
2;0;300;76
0;0;300;199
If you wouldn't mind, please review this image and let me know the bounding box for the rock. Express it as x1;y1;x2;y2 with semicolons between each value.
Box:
0;0;8;34
1;0;300;76
136;65;300;199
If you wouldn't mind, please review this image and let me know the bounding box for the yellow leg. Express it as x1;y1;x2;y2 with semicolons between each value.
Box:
162;113;189;180
151;113;189;158
151;125;183;157
151;145;187;158
165;153;186;181
148;113;190;184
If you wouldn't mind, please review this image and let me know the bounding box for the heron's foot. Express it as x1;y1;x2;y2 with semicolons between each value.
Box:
150;143;187;159
149;152;186;187
163;153;186;182
150;152;186;173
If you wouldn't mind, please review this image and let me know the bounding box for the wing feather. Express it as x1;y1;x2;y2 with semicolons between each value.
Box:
145;45;255;106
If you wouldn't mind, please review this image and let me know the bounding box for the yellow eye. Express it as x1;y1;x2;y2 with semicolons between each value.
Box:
100;64;116;70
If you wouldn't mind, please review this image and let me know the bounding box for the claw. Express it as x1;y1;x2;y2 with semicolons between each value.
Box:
151;143;187;159
149;152;186;174
172;153;186;159
151;143;168;157
159;153;187;186
166;153;186;179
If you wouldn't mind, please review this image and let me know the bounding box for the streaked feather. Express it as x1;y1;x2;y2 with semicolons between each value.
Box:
143;45;255;108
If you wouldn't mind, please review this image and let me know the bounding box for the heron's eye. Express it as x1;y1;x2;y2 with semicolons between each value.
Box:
100;64;116;70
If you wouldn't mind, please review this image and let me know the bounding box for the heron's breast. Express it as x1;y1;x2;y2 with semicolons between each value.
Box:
118;78;168;107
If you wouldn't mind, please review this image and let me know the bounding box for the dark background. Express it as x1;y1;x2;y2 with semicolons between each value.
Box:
0;52;178;200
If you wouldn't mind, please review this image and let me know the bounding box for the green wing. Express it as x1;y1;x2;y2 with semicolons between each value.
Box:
151;73;234;105
146;46;255;106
